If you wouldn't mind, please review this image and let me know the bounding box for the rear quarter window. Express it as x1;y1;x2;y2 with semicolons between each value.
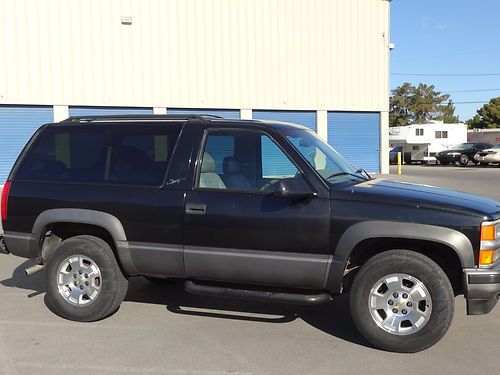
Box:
15;124;182;186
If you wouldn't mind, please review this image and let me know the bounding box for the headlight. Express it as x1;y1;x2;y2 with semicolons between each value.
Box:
479;221;500;266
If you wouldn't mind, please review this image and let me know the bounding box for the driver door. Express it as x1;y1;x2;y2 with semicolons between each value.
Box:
183;127;331;288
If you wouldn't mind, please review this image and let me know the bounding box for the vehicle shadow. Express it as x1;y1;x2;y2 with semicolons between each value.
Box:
0;259;45;297
126;277;370;348
1;261;370;348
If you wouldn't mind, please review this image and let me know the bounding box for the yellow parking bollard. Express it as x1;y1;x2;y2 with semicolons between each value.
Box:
397;152;402;175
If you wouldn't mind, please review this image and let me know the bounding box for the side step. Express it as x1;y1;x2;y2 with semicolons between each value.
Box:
184;280;332;306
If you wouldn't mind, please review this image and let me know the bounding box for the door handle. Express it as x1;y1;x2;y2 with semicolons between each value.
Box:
185;203;207;215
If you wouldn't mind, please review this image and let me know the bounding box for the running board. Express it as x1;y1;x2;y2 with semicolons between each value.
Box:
184;280;332;305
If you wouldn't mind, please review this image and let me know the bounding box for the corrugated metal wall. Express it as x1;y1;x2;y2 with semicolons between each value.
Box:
0;0;389;112
328;112;381;173
69;106;153;116
252;111;316;131
168;109;240;119
0;105;53;182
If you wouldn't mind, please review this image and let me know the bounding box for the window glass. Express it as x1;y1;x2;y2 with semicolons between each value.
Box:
197;129;303;192
283;128;367;184
261;136;298;178
416;128;424;136
16;125;181;185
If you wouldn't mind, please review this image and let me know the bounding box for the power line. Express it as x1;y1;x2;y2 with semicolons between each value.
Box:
391;73;500;77
443;88;500;93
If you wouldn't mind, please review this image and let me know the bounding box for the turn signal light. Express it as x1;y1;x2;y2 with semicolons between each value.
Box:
479;250;495;266
481;225;496;241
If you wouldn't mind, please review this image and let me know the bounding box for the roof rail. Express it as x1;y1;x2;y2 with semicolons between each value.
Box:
59;114;224;124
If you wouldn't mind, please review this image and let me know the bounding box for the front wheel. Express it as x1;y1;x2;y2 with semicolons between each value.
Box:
459;154;469;166
45;235;129;322
349;250;454;353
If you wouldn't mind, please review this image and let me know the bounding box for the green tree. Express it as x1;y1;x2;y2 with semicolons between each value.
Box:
389;83;459;126
466;97;500;129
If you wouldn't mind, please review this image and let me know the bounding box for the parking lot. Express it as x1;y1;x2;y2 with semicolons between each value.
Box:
0;165;499;375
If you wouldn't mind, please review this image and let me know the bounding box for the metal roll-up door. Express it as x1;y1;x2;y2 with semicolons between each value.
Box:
69;106;153;116
328;112;380;173
252;110;316;132
167;108;240;119
0;105;54;183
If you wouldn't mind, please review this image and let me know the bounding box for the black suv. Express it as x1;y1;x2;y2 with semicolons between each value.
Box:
1;115;499;353
436;142;493;166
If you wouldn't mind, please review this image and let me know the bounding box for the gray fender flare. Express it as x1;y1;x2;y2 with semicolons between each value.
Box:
31;208;138;275
326;221;475;293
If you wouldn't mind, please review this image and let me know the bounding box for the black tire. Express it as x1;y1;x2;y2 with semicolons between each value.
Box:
349;250;454;353
45;235;128;322
459;154;469;166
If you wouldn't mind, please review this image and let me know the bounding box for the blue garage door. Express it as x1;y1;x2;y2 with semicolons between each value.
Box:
328;112;380;173
0;105;54;183
252;110;316;132
168;108;240;119
69;106;153;117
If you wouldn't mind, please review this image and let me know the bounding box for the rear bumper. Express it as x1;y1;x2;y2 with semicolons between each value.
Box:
1;231;36;259
464;262;500;315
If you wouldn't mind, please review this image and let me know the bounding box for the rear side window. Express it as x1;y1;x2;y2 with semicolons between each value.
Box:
15;125;181;185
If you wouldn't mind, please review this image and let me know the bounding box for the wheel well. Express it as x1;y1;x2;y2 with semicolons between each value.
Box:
344;238;463;295
41;222;117;263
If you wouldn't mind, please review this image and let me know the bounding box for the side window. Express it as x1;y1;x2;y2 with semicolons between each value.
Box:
16;125;181;185
196;129;304;192
261;136;298;178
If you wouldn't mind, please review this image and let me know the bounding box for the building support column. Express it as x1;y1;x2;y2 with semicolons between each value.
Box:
53;105;69;122
316;110;328;141
380;111;389;174
240;109;252;120
153;107;167;115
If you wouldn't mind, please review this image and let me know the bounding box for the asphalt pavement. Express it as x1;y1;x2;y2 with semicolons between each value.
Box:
0;165;499;374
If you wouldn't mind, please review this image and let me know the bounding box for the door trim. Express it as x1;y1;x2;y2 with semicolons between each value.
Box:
184;245;332;289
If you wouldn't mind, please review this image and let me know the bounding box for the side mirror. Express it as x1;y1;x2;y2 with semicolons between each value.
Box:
272;180;317;200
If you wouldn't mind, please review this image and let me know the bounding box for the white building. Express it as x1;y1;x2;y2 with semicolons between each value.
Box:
389;122;468;163
0;0;391;181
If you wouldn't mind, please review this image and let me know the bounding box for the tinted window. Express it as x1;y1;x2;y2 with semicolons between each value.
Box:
196;129;306;192
16;125;181;185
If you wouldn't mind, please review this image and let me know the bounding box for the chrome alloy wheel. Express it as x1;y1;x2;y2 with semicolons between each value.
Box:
57;255;102;305
368;273;432;335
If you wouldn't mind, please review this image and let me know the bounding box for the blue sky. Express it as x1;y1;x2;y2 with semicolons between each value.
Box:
390;0;500;121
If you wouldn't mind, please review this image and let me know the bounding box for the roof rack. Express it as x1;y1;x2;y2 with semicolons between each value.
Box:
59;114;224;124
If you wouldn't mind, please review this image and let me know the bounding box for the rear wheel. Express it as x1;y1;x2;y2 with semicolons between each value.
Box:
459;154;469;166
45;235;128;322
349;250;454;353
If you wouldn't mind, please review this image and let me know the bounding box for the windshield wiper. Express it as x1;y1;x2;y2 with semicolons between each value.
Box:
325;171;367;181
355;168;372;179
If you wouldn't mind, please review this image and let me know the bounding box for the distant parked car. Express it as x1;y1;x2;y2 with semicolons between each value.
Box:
474;143;500;166
389;145;411;164
435;142;493;166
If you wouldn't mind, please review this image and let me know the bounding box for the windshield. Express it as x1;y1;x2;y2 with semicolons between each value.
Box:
280;127;368;184
455;143;475;150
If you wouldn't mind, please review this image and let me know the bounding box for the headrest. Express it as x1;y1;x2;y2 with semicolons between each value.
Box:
201;152;216;173
223;157;241;174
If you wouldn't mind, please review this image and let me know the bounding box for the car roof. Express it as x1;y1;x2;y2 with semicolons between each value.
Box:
50;114;310;131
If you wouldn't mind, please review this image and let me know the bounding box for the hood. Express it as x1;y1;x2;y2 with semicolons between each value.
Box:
437;148;468;154
338;179;500;218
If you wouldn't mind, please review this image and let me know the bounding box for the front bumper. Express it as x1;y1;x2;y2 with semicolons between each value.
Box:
436;154;460;163
464;261;500;315
474;153;500;163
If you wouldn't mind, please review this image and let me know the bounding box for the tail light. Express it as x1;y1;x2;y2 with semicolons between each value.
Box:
1;181;11;221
